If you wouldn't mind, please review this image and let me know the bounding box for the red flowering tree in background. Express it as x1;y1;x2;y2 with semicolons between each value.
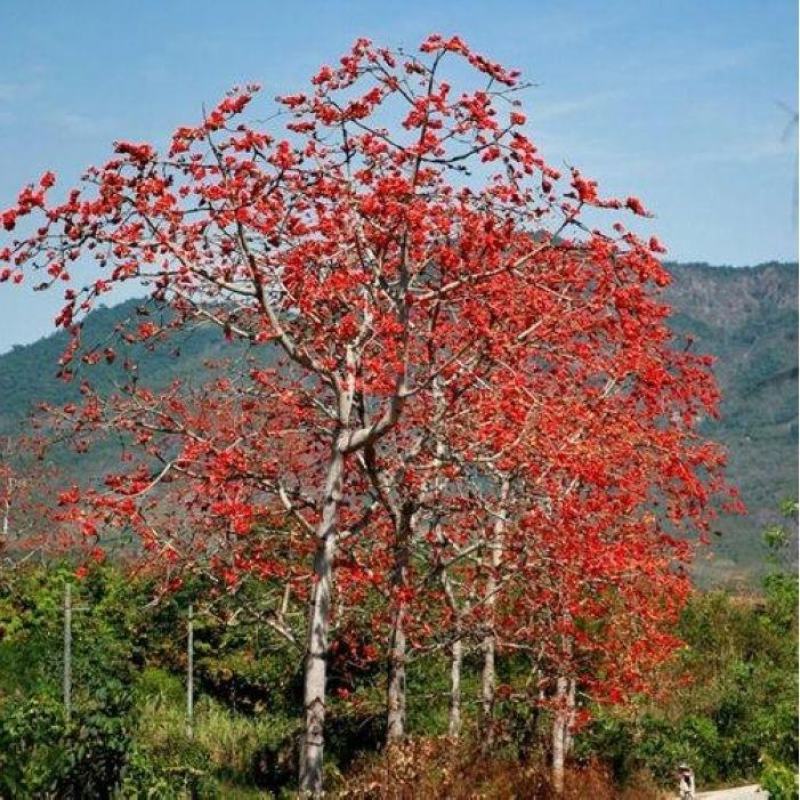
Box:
0;436;69;562
0;34;735;795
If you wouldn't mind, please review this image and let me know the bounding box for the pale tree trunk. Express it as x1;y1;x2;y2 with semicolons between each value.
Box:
386;503;414;743
480;630;495;740
552;611;575;794
297;330;404;793
299;447;344;798
480;476;510;743
2;469;11;544
386;608;406;742
551;676;569;795
1;445;10;545
449;635;464;737
430;376;468;740
425;375;464;739
564;678;576;756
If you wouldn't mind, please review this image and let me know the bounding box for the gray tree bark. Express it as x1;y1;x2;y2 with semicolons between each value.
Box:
63;583;72;722
480;476;510;742
186;604;194;738
551;676;569;795
386;608;407;742
564;678;576;756
480;630;495;740
299;446;344;798
386;503;414;743
449;635;464;737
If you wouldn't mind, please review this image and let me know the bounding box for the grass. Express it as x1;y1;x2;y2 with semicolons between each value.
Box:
131;668;297;796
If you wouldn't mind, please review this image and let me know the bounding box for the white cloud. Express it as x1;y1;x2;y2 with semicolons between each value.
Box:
48;110;109;138
531;90;625;123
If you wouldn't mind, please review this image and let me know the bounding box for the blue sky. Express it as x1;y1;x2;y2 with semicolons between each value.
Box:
0;0;797;351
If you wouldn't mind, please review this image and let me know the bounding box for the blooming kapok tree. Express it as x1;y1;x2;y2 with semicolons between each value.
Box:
1;34;733;795
334;198;733;755
473;325;733;791
351;218;736;778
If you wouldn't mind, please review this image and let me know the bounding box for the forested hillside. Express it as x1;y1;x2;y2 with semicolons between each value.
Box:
663;262;798;584
1;261;796;584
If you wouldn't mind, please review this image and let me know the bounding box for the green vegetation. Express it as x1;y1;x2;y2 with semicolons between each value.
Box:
579;503;798;798
0;566;301;798
0;550;795;798
579;576;798;792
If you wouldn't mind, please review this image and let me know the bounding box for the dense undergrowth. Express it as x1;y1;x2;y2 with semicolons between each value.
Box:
0;560;795;799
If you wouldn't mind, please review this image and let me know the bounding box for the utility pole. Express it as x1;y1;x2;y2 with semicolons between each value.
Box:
63;583;72;721
63;581;88;722
187;604;194;738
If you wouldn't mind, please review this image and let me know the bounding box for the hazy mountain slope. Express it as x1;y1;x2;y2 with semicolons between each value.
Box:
0;300;247;475
0;262;796;584
663;261;798;585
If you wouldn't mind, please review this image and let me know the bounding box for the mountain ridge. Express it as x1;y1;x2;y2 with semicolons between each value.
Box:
1;261;797;585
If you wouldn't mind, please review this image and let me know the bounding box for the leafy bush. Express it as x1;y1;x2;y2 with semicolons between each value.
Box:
760;756;799;800
0;687;135;798
0;560;795;796
577;569;798;792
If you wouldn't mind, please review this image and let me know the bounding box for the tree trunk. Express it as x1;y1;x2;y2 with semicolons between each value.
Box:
63;583;72;721
551;676;568;795
564;678;576;756
299;447;344;798
480;477;509;742
186;604;194;738
449;635;463;737
386;606;407;742
386;503;413;744
480;631;496;738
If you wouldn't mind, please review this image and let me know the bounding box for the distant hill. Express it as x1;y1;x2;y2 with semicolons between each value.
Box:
0;262;796;585
663;261;798;585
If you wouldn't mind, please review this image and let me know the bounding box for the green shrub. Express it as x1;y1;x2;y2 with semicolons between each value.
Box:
761;756;799;800
0;687;135;798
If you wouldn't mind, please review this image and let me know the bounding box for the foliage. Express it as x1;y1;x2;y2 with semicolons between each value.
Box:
576;568;798;791
760;756;799;800
127;689;297;797
0;560;795;795
0;686;135;799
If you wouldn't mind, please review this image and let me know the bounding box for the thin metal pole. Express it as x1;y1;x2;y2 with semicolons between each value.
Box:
63;583;72;721
187;604;194;737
